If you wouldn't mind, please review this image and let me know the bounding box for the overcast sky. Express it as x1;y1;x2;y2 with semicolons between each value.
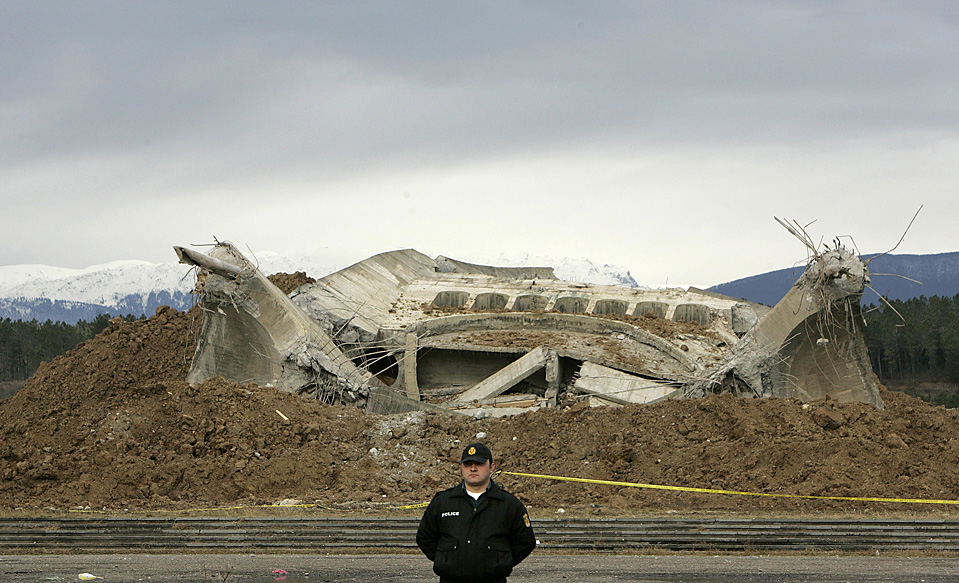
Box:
3;2;957;286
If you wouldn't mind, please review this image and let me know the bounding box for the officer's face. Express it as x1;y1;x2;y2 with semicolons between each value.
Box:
460;459;494;491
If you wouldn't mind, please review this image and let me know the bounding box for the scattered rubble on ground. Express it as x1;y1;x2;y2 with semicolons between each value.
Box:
3;282;959;516
0;226;947;515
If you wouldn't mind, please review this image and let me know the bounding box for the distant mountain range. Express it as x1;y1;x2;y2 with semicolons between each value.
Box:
3;248;952;324
708;251;959;306
0;249;641;324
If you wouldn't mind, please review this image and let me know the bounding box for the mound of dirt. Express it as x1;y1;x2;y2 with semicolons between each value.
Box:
3;302;959;517
269;271;315;295
418;305;712;341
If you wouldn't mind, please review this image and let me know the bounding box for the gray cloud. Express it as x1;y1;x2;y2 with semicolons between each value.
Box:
2;1;958;284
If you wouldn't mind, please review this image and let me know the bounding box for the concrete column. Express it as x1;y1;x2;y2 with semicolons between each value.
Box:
545;350;560;406
403;332;420;401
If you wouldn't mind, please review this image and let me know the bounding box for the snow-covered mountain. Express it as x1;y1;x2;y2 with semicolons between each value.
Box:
461;251;641;289
0;260;198;324
0;249;640;324
0;261;194;307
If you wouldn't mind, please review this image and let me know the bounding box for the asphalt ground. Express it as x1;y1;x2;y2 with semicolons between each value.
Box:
5;553;959;583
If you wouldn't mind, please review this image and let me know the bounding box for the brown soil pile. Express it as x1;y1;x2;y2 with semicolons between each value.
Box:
419;305;711;341
590;311;717;339
269;271;315;295
3;304;959;517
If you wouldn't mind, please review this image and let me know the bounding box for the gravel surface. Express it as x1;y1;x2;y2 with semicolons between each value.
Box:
5;553;959;583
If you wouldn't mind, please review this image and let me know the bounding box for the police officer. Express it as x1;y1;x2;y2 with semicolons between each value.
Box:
416;442;536;583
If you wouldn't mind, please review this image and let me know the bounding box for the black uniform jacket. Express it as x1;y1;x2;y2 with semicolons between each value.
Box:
416;480;536;583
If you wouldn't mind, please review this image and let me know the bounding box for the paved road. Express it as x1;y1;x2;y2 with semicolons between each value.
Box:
5;553;959;583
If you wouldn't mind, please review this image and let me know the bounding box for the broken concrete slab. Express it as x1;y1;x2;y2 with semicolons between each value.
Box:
456;346;549;403
175;223;883;416
175;243;380;404
573;361;682;405
688;245;882;408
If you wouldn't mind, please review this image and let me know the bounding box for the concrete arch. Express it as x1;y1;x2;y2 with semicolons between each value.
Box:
553;296;588;314
472;292;509;311
593;299;628;316
633;301;668;319
513;294;549;311
407;312;697;374
432;291;470;308
673;303;711;325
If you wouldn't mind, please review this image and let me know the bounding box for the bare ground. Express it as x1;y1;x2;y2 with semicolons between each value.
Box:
7;554;959;583
3;298;959;518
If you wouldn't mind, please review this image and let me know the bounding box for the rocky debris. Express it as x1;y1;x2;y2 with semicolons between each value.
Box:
690;244;881;408
2;303;959;516
178;245;377;401
178;240;884;418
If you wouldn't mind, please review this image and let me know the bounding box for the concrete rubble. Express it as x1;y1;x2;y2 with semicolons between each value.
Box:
174;234;883;417
686;244;881;408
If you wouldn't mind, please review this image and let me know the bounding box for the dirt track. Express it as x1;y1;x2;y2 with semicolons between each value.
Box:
6;554;959;582
3;298;959;517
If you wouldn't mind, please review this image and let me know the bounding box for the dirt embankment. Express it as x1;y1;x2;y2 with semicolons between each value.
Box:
3;294;959;517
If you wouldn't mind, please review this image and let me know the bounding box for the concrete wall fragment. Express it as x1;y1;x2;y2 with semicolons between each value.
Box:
689;247;883;408
175;243;380;403
573;361;681;404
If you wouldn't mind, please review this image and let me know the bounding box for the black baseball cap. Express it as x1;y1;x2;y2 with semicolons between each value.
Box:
461;442;493;464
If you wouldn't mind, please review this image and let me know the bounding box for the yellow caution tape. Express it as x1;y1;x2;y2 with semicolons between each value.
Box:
500;470;959;506
71;467;959;515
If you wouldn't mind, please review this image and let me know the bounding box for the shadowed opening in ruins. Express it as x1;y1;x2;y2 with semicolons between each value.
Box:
413;348;561;398
416;348;519;391
633;301;668;319
352;347;399;386
673;303;710;325
432;291;470;308
472;293;509;311
513;295;548;311
594;299;628;316
553;297;588;314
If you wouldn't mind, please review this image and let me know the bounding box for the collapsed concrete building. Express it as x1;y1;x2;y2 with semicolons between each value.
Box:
174;233;882;417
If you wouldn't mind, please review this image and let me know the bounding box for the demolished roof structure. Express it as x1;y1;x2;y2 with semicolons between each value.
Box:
174;229;883;417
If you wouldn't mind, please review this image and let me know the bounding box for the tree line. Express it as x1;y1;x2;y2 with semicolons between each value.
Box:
862;294;959;406
0;314;138;382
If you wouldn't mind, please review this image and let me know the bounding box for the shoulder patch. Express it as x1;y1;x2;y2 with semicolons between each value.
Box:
523;513;530;527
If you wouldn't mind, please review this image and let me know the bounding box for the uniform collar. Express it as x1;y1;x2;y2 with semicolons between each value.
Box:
456;479;502;498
